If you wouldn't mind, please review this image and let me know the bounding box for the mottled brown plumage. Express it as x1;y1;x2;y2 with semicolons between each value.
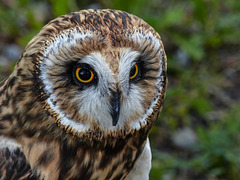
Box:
0;9;167;180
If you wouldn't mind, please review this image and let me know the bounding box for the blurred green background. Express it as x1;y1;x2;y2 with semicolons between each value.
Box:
0;0;240;179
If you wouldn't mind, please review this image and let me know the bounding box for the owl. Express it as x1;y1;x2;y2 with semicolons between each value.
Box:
0;9;167;180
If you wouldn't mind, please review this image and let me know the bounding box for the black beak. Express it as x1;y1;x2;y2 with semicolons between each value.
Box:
110;91;120;126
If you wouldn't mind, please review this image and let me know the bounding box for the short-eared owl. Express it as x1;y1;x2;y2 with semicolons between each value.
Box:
0;9;167;180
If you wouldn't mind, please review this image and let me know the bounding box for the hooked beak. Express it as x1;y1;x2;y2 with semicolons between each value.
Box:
110;91;120;126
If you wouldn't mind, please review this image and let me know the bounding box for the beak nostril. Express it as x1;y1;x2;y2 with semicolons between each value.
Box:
110;91;120;126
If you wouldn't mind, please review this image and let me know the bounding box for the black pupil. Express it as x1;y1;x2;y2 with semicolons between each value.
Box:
130;65;136;77
79;69;92;80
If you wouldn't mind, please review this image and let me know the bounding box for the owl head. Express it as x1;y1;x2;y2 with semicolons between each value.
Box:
14;9;167;141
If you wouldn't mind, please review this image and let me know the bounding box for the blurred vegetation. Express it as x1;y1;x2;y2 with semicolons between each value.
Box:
0;0;240;179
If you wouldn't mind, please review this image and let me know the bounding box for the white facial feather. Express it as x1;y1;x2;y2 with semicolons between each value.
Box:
79;52;116;94
0;136;21;151
40;29;92;133
130;31;161;51
40;30;163;133
118;48;140;94
74;49;145;130
128;31;164;130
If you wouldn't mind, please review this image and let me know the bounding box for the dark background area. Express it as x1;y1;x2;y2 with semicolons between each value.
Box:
0;0;240;179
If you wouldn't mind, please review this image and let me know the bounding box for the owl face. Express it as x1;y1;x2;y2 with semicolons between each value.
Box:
22;9;167;139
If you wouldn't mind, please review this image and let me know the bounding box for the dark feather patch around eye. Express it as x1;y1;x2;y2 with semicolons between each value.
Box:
48;61;98;92
136;55;160;81
72;63;98;88
129;64;140;81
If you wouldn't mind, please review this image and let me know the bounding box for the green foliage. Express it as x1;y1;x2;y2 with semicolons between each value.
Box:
151;103;240;180
195;103;240;179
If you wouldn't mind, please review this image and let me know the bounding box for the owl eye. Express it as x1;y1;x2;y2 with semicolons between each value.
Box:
75;67;95;83
129;64;139;80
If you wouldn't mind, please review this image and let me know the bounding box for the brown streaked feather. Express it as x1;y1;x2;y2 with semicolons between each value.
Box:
0;147;36;180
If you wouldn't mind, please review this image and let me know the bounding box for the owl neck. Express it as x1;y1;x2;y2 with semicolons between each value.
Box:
20;127;149;179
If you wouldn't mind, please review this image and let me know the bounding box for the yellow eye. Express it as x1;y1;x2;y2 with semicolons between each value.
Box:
129;64;139;80
75;67;94;83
